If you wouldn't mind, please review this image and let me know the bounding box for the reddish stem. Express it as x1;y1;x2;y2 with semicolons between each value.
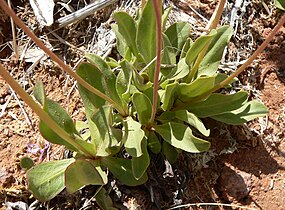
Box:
0;0;127;116
150;0;162;125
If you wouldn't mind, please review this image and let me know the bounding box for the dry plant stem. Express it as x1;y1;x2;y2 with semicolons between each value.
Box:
206;0;227;30
9;86;34;129
0;63;94;158
8;0;18;60
0;0;127;116
150;0;162;125
56;0;117;27
185;0;227;83
216;13;285;90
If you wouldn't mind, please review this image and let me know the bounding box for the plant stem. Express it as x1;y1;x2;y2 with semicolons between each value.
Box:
215;13;285;91
185;42;210;83
0;0;127;116
150;0;162;125
185;0;227;83
0;63;95;158
206;0;227;30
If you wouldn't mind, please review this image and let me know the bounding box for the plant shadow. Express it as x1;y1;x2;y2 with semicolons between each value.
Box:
209;121;285;207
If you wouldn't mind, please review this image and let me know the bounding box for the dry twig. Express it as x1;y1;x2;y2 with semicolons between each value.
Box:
56;0;118;27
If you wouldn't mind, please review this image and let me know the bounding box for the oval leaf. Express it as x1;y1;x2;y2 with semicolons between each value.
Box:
210;100;268;125
176;76;216;102
123;117;145;157
95;188;117;210
198;25;233;77
101;157;148;186
85;54;123;107
175;110;210;137
111;24;130;59
91;106;120;156
187;91;249;117
185;29;217;66
77;62;106;143
161;82;178;111
65;159;107;194
137;0;156;79
132;92;152;125
154;122;210;153
165;22;191;54
132;138;150;180
114;12;139;57
162;141;179;164
147;131;161;154
27;158;75;202
275;0;285;10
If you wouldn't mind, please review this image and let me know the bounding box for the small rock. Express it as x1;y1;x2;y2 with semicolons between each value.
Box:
216;164;252;202
0;168;9;183
5;201;28;210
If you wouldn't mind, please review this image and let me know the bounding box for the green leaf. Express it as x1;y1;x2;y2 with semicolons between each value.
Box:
34;81;84;152
198;26;233;77
65;159;107;194
75;121;90;140
106;57;120;68
172;58;190;80
95;188;117;210
162;7;172;31
132;92;152;125
162;33;176;65
180;38;192;60
27;159;75;202
85;54;123;107
120;59;151;91
116;60;133;103
161;82;178;111
210;100;268;125
91;106;120;156
176;76;216;102
175;110;210;136
147;131;161;154
165;22;191;55
34;80;46;106
187;91;249;117
77;62;106;143
38;98;96;155
154;122;210;153
214;73;232;86
123;117;145;157
143;86;160;107
132;138;150;180
162;58;189;81
157;111;176;123
111;24;130;59
185;29;217;66
137;0;156;79
101;157;148;186
162;141;179;164
275;0;285;10
37;102;74;151
42;99;76;135
20;157;35;170
77;62;106;109
114;12;139;57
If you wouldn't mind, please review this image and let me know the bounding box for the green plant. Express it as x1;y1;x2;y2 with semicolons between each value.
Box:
1;0;285;208
275;0;285;10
